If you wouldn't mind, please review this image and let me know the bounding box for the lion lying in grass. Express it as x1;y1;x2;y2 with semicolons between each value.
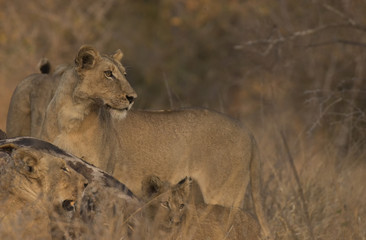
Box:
0;139;88;239
141;175;261;240
2;136;143;240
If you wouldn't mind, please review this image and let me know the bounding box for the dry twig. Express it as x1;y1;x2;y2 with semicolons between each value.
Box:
280;131;315;240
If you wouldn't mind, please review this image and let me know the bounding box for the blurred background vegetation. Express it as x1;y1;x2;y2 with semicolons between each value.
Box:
1;0;366;239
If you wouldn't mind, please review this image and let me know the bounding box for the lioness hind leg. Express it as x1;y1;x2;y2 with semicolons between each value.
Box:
197;169;248;208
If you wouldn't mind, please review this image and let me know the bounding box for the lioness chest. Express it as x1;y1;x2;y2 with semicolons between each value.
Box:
52;112;113;170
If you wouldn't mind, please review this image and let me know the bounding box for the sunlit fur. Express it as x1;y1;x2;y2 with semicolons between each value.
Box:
109;108;128;120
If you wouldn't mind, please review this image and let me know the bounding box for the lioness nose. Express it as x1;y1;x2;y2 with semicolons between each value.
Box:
62;200;76;211
169;216;181;224
126;95;135;104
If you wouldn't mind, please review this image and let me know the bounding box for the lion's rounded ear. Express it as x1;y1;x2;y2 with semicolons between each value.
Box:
177;176;192;196
177;176;193;186
12;148;41;174
142;175;163;198
75;45;100;70
112;49;123;62
0;143;18;154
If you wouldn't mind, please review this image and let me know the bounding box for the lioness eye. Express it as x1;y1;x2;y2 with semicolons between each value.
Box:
179;204;185;209
61;166;69;172
104;70;113;78
27;166;34;173
161;201;170;208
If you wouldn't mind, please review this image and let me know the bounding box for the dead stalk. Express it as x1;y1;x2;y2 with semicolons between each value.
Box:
280;131;315;240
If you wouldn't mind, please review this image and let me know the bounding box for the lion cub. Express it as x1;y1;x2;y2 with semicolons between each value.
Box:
141;175;261;240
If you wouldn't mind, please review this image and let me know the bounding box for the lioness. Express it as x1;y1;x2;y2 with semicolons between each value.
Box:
6;58;61;138
0;140;88;239
141;175;261;240
7;45;271;238
2;136;143;240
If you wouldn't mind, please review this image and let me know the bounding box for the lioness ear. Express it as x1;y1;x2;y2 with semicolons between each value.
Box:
142;175;164;198
0;143;18;154
75;45;100;70
112;49;123;62
177;176;192;196
12;148;41;174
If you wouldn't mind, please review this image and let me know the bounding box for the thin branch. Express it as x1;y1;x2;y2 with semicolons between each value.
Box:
280;131;315;240
307;97;343;134
304;89;366;95
235;25;343;55
241;25;342;46
235;22;366;55
322;4;356;26
307;39;366;48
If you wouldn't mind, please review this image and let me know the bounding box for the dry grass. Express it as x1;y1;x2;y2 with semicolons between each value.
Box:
255;121;366;240
1;126;365;239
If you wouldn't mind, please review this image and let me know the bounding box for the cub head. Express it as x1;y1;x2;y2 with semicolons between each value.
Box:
142;176;192;232
73;45;137;119
0;144;88;214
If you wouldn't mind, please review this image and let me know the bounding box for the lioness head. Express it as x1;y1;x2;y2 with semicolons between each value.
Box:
142;175;192;232
73;45;137;119
0;144;88;214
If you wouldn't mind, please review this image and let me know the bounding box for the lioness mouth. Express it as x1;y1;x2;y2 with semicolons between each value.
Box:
159;224;176;233
105;104;131;120
105;104;128;112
